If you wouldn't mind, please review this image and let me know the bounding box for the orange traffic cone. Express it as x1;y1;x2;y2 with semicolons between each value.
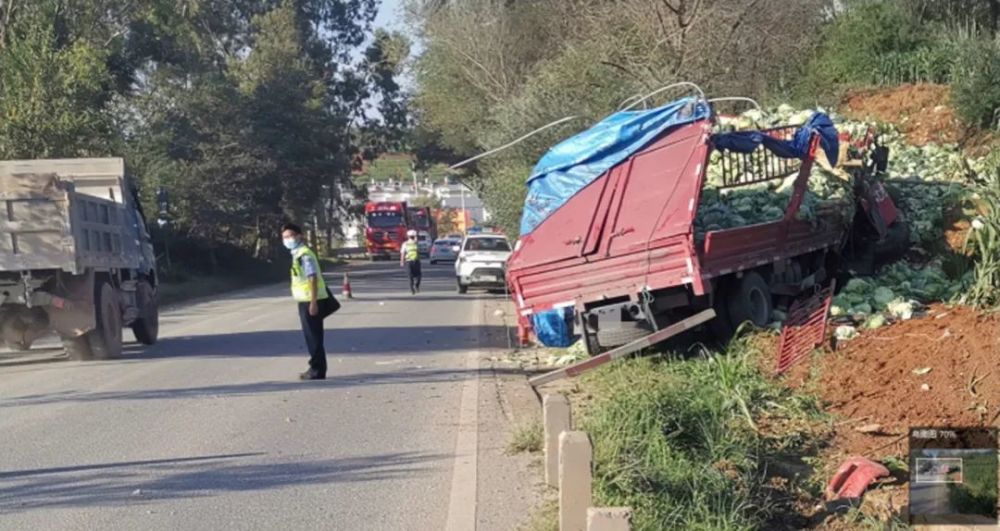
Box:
342;271;353;299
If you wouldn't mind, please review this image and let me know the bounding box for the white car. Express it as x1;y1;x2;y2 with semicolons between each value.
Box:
417;231;431;256
454;234;512;294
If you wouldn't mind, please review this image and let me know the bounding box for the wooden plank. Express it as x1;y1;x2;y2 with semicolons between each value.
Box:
528;309;716;388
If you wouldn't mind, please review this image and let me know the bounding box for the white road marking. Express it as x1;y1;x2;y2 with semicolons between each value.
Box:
444;300;482;531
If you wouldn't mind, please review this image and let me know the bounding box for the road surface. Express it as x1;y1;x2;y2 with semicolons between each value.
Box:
0;261;529;530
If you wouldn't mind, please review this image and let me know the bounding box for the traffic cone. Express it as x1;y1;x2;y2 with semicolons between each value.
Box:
342;271;353;299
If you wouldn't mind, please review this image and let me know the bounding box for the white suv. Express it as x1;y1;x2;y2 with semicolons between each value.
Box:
454;234;512;294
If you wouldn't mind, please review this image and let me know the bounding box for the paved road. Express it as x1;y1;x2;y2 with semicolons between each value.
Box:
0;261;517;531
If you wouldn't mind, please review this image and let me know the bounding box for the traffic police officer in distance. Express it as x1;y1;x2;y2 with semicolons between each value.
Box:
400;229;422;294
282;223;329;380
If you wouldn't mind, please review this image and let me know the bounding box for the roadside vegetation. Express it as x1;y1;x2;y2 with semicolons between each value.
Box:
507;420;544;455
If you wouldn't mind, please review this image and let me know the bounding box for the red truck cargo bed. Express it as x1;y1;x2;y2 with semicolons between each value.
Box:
507;118;846;317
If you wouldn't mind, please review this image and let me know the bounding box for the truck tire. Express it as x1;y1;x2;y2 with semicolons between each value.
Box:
727;272;772;330
596;321;652;348
87;281;123;360
131;281;159;345
62;335;93;361
457;279;468;294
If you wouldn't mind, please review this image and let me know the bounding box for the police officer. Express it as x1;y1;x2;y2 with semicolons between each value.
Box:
282;223;329;380
400;229;422;294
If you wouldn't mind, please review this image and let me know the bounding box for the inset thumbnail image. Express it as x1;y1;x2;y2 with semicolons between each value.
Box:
910;449;997;525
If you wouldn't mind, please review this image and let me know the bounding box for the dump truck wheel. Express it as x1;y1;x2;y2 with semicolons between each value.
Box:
87;282;123;360
727;272;772;329
131;281;159;345
596;321;652;348
62;335;93;360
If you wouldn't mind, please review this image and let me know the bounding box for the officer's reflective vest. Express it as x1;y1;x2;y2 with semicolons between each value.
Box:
402;240;420;262
290;245;329;302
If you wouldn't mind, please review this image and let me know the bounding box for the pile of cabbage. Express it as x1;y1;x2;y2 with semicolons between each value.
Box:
701;104;979;251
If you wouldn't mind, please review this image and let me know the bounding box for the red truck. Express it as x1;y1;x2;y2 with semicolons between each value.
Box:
365;201;409;260
507;100;906;356
408;206;437;242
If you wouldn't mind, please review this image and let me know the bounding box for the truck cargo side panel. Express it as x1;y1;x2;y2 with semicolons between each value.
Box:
515;236;694;312
510;167;615;270
699;216;845;277
509;120;710;313
604;122;710;257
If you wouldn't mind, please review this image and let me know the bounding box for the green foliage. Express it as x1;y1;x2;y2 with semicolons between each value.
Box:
947;452;998;517
0;9;114;158
951;39;1000;129
964;152;1000;307
796;0;929;100
579;337;823;530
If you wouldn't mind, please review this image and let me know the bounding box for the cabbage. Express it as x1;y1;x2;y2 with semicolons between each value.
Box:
835;325;858;341
851;303;873;315
829;305;845;317
872;287;895;307
886;299;916;320
864;314;887;329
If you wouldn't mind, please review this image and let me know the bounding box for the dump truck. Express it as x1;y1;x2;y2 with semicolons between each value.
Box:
0;158;159;359
507;95;907;357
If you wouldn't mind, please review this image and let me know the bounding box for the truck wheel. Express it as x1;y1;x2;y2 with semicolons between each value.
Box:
62;335;93;360
727;272;772;329
87;282;123;359
457;279;468;294
131;281;159;345
596;321;652;348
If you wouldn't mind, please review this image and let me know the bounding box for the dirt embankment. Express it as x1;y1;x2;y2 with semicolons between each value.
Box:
789;305;1000;461
841;83;999;155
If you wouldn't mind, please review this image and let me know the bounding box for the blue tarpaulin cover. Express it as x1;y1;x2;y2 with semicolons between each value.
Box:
532;307;575;348
519;97;711;236
712;112;840;166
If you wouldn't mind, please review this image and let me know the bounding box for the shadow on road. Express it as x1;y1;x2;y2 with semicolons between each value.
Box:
121;324;510;360
0;366;526;407
0;451;443;512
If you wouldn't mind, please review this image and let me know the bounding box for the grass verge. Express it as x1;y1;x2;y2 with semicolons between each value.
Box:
507;420;543;455
563;334;826;530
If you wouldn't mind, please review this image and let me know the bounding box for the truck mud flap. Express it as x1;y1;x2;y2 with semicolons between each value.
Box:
528;309;715;388
44;271;96;338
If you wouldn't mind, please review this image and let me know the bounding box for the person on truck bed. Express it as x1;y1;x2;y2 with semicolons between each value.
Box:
282;223;330;380
400;229;422;294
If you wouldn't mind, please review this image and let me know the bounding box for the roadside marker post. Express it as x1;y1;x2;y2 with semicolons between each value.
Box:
544;394;572;488
559;431;592;531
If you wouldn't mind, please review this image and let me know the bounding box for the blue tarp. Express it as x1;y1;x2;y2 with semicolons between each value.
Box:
532;307;576;348
712;112;840;166
519;97;711;236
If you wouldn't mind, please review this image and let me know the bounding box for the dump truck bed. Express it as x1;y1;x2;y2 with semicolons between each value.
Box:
0;159;139;274
507;118;847;317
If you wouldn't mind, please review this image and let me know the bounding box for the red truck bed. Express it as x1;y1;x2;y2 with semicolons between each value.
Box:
507;117;846;318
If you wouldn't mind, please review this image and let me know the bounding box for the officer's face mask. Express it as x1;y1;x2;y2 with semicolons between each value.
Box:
283;238;299;250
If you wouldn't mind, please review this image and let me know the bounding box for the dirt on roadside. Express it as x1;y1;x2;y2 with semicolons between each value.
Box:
788;305;1000;461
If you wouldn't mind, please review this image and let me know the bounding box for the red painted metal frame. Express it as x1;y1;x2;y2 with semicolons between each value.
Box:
775;282;836;374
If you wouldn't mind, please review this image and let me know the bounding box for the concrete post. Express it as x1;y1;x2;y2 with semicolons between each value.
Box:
543;394;572;488
559;431;592;531
587;507;632;531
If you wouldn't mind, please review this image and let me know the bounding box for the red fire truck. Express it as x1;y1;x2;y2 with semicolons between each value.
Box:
364;201;409;260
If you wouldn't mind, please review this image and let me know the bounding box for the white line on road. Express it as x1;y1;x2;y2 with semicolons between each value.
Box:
444;301;482;531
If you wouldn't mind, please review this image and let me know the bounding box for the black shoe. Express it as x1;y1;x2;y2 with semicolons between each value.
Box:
299;371;326;380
